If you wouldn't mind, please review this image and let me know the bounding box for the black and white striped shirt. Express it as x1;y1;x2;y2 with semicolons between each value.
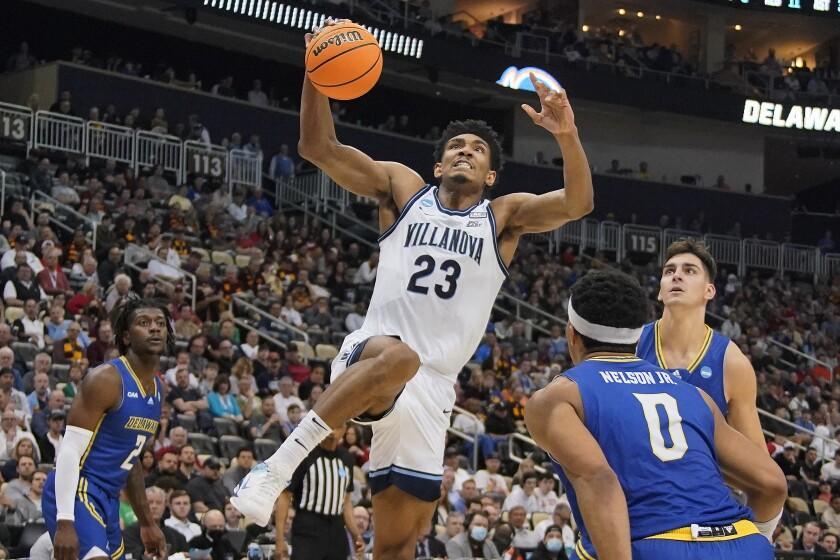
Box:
289;446;355;517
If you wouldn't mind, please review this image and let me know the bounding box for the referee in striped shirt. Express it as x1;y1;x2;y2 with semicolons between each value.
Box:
275;423;365;559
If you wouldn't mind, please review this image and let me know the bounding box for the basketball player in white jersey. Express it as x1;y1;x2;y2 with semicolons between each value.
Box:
232;19;594;559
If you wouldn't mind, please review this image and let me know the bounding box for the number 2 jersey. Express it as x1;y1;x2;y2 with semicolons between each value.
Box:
551;356;751;559
358;185;507;382
79;356;162;496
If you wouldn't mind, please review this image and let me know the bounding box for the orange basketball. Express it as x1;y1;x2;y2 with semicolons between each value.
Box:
305;23;382;100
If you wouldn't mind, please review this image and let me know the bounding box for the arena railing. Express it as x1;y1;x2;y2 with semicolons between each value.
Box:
825;254;840;278
33;110;85;155
231;294;310;345
30;190;98;250
0;101;34;154
0;170;5;219
84;120;134;168
182;140;229;189
231;317;288;352
134;130;183;176
757;408;835;455
124;244;197;308
229;148;263;191
448;404;480;472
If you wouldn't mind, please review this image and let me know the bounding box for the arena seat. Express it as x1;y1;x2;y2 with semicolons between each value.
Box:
787;497;810;514
292;340;315;361
235;254;251;268
11;342;37;364
213;417;239;437
814;499;829;515
177;414;198;432
254;438;280;461
188;432;218;456
5;307;23;323
211;251;235;266
315;344;338;361
192;247;211;262
219;435;249;459
532;512;550;526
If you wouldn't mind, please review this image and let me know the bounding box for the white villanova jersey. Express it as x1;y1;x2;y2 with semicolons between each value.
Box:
359;185;508;381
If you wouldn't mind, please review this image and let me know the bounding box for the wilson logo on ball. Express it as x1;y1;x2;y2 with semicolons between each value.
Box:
312;30;365;57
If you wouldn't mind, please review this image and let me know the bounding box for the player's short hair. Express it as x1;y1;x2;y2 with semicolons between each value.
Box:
569;270;648;354
434;119;504;173
664;238;717;281
111;297;174;355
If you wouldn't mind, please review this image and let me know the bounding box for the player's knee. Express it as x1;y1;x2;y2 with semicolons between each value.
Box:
373;343;420;386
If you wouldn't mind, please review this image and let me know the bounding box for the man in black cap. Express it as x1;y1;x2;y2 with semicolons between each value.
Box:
37;407;66;464
186;457;229;513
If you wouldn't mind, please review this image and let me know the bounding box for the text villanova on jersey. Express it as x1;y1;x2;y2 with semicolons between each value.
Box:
403;222;484;265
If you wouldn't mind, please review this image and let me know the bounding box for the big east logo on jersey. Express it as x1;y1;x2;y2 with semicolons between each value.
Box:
312;30;364;57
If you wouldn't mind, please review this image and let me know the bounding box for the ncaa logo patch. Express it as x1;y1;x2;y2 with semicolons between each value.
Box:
700;366;713;379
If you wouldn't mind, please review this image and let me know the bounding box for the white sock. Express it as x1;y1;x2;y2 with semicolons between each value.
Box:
265;410;332;471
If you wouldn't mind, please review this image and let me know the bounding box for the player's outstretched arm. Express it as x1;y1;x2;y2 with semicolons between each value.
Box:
723;342;766;449
494;73;593;237
126;460;167;558
53;365;122;560
298;21;424;207
701;391;787;529
526;378;632;560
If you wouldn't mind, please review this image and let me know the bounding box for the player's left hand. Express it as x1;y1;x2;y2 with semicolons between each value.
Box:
521;72;576;136
140;523;167;559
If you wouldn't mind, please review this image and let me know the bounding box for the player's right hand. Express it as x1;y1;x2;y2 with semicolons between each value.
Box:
304;17;351;47
54;520;79;560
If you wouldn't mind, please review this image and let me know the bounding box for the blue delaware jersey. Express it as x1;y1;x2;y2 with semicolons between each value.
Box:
637;321;730;416
79;356;162;496
552;356;752;560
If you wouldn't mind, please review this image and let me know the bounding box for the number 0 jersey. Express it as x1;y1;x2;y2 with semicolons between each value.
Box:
551;357;751;559
359;185;507;381
79;356;162;497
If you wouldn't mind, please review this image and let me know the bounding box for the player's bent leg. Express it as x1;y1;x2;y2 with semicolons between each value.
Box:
371;485;437;560
232;336;420;526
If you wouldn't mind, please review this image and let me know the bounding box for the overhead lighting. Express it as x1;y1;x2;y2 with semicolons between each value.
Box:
655;14;661;20
618;8;626;15
636;11;644;17
734;24;742;30
581;24;590;32
618;29;625;36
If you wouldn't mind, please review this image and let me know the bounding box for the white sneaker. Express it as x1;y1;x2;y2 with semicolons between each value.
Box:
230;462;291;527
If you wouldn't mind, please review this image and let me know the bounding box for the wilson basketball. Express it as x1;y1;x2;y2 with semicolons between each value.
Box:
305;23;382;100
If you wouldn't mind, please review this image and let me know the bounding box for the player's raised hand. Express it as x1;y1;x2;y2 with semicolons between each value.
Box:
304;17;352;46
140;523;168;559
54;520;79;560
521;72;576;136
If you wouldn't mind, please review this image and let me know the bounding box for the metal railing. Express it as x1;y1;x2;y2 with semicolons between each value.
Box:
124;244;197;308
33;110;84;154
232;317;287;351
182;140;229;185
30;190;98;250
135;130;183;175
229;149;263;191
0;170;5;218
448;404;480;472
231;294;310;345
757;408;835;459
85;120;134;166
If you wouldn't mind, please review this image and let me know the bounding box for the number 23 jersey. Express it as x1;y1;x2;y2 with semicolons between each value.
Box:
360;185;507;382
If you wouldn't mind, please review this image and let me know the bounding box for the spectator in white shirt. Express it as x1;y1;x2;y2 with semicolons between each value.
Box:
534;504;576;546
353;252;378;284
534;472;560;513
279;297;304;327
508;505;539;549
247;79;268;107
344;303;366;332
227;190;248;223
443;447;471;491
13;298;47;348
821;449;840;484
273;376;305;423
503;472;540;513
239;330;260;360
0;245;44;274
165;352;200;389
148;247;184;281
165;489;202;542
473;453;509;496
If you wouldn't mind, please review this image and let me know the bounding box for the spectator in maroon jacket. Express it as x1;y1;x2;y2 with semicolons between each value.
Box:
86;320;115;367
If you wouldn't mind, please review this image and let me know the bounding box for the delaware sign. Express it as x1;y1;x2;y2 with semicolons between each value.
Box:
742;99;840;132
497;66;562;92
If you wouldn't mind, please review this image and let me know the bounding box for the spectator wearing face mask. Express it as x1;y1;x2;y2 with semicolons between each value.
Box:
187;509;239;560
445;512;499;559
530;525;569;560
